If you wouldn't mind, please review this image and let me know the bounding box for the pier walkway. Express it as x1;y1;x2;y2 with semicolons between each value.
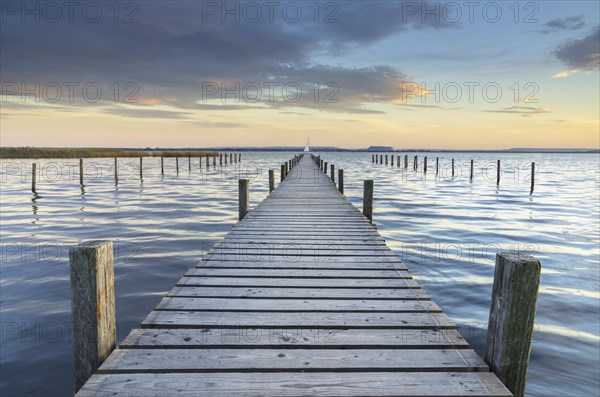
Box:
77;155;511;396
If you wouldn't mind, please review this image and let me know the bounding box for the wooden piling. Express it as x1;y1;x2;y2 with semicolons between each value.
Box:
176;157;179;173
269;169;275;192
220;154;223;166
424;156;428;173
330;164;335;182
285;162;289;178
363;180;373;224
79;159;84;185
338;169;344;194
385;155;388;165
324;162;328;175
530;162;535;192
436;157;439;175
239;179;249;220
230;153;233;163
497;160;501;185
380;154;383;164
114;158;118;181
414;155;417;171
69;241;116;392
470;160;474;181
451;159;454;177
281;164;285;182
391;155;394;167
404;155;408;168
160;157;164;175
31;163;36;192
213;156;216;167
206;156;209;168
485;252;540;397
397;155;400;167
372;154;375;163
139;157;143;179
188;156;191;171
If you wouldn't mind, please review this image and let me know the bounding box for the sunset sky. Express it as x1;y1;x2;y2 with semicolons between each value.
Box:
1;1;599;149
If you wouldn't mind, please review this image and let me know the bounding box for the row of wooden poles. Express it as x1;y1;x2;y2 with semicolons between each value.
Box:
371;153;535;191
30;153;242;192
69;152;540;397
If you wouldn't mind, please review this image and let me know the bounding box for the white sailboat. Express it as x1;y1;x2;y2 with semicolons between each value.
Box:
304;137;310;152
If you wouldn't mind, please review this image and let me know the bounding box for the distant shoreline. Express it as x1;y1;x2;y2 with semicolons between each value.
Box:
1;146;597;158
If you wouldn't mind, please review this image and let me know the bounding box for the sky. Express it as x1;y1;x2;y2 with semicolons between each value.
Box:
1;0;599;149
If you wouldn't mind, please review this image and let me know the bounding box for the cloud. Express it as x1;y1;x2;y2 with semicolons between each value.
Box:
0;1;453;116
483;106;552;117
541;15;586;34
179;121;246;128
102;107;192;119
552;69;579;78
553;28;600;70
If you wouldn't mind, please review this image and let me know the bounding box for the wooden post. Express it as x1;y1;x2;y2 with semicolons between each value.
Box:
176;157;179;173
188;156;191;171
69;241;116;392
324;161;328;175
530;162;535;193
375;155;378;164
379;154;383;164
330;164;335;182
213;156;216;167
451;159;454;177
31;163;36;192
238;179;249;220
485;252;541;397
404;155;408;168
239;153;242;162
372;154;375;163
79;158;84;185
220;154;223;166
269;169;275;192
285;162;289;178
470;160;474;181
363;180;373;224
281;164;285;182
391;155;394;167
199;156;202;170
160;157;164;175
424;156;427;173
436;157;439;175
230;153;233;163
338;169;344;194
397;155;400;167
139;157;143;179
497;160;501;185
385;155;388;165
206;155;209;168
413;155;417;171
114;158;118;181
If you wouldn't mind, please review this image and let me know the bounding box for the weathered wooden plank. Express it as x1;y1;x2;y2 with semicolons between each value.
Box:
177;276;418;288
119;327;469;349
141;310;454;329
186;268;409;279
167;286;425;299
155;297;441;312
77;372;512;396
195;261;406;270
98;348;488;372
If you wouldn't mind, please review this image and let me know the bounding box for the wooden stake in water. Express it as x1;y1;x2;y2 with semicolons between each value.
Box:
160;157;164;175
324;162;328;175
391;155;394;167
114;158;118;181
470;160;474;181
220;154;223;166
206;156;209;168
436;157;439;175
404;155;408;169
451;159;455;177
497;160;501;185
238;179;249;220
363;180;374;224
213;156;216;167
385;155;388;166
31;163;36;192
414;155;417;171
69;241;116;392
188;156;191;171
139;157;143;179
269;169;275;192
530;162;535;193
79;158;84;185
485;252;540;397
330;164;335;182
176;157;179;173
424;156;428;173
338;169;344;194
281;164;285;182
397;155;400;167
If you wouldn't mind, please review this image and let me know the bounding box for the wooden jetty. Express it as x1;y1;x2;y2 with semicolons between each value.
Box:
76;155;512;396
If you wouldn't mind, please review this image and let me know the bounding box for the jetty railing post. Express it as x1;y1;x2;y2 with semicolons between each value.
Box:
363;180;373;224
79;158;84;185
139;157;143;179
485;252;541;397
338;169;344;194
269;169;275;192
31;163;36;192
530;162;535;193
238;179;249;220
281;164;285;182
424;156;427;173
69;241;116;393
497;160;501;185
324;161;328;175
114;158;118;181
330;164;335;182
470;160;474;181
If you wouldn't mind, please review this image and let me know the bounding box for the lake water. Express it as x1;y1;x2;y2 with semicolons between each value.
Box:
1;152;598;396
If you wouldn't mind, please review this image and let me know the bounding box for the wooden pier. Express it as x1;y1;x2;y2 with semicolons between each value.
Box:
76;155;512;396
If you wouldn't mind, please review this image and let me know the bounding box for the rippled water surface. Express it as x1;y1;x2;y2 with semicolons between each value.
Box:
1;152;599;396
